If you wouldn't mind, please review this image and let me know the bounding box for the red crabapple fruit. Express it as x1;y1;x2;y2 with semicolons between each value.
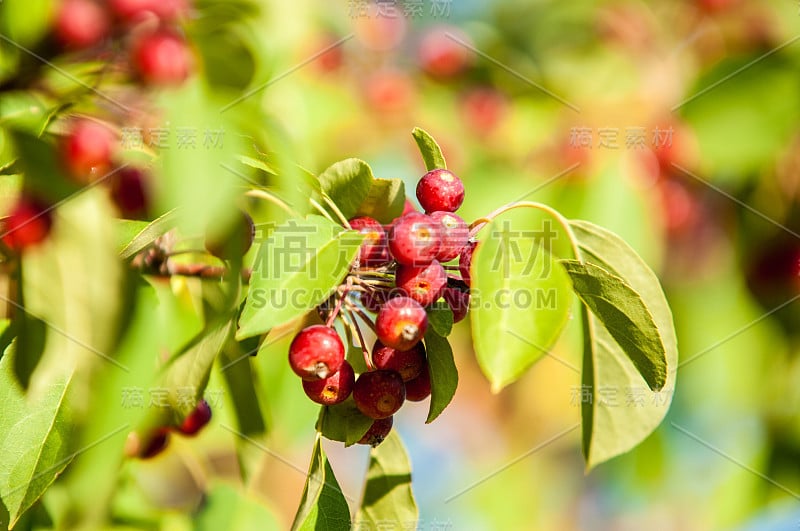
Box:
178;400;212;436
375;296;428;351
288;325;345;381
404;364;431;402
388;212;441;265
358;416;394;447
372;340;426;382
353;370;406;419
349;216;390;267
416;169;465;213
131;30;192;86
429;211;468;262
395;260;447;307
1;196;53;252
302;360;355;406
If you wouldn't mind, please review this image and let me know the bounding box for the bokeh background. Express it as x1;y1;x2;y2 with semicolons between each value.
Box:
6;0;800;529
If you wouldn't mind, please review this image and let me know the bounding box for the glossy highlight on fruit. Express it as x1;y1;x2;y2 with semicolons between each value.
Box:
288;325;345;381
416;169;465;213
375;296;428;351
388;212;442;266
429;211;469;262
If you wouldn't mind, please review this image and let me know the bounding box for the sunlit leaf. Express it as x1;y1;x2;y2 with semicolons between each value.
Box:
291;435;351;531
470;220;572;392
570;220;678;469
412;127;447;171
354;431;418;529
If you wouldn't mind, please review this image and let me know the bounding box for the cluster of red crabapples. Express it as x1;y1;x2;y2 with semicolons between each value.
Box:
2;0;195;254
288;168;476;447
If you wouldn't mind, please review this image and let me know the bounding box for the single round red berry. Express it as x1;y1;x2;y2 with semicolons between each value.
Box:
416;169;465;213
388;212;441;266
375;296;428;351
131;30;192;86
395;260;447;307
62;119;116;183
404;364;431;402
459;241;477;286
418;27;472;78
372;340;426;382
349;216;390;267
443;287;470;323
461;87;507;134
358;416;394;447
55;0;110;49
302;360;355;405
1;196;53;252
289;325;345;381
178;400;212;436
139;427;170;459
110;167;150;219
205;210;255;260
353;370;406;419
429;211;468;262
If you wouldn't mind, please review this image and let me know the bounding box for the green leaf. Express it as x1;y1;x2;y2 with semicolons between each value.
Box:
0;92;52;133
238;154;277;175
154;81;243;236
317;159;374;220
354;431;418;529
423;330;457;424
220;343;268;482
470;221;572;392
21;190;127;381
162;320;233;417
316;397;374;448
560;260;667;391
196;483;281;531
411;127;447;171
118;209;179;259
426;299;453;337
0;346;73;529
8;130;78;202
291;435;351;531
569;220;678;470
353;178;406;224
237;216;363;339
57;284;173;526
0;0;55;47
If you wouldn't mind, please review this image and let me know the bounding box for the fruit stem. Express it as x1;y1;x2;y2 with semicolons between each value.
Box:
345;299;377;333
320;195;352;229
244;189;299;217
341;308;375;370
470;201;582;260
308;198;338;224
326;277;353;327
